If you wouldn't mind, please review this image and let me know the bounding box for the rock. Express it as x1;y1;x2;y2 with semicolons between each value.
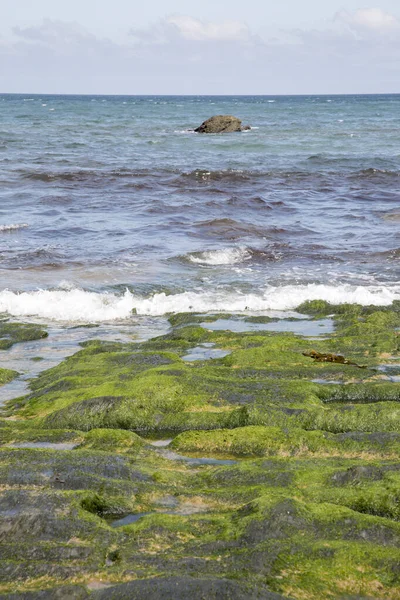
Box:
194;115;249;134
0;586;90;600
91;577;288;599
303;349;366;368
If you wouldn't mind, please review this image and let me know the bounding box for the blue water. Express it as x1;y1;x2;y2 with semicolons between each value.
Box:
0;94;399;322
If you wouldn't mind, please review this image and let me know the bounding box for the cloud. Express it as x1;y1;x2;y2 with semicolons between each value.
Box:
130;14;255;45
165;15;251;42
335;8;400;37
12;19;96;44
1;11;399;94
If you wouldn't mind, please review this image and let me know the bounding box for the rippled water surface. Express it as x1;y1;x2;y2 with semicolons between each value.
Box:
0;94;399;321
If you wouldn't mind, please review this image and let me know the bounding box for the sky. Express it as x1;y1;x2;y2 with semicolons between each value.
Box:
1;1;399;94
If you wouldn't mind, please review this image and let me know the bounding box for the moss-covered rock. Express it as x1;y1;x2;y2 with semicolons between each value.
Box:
78;429;145;454
0;369;18;387
1;302;400;598
0;322;48;350
172;425;400;459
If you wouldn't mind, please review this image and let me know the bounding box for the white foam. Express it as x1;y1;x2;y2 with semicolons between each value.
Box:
0;283;399;323
0;223;28;232
0;288;135;322
188;247;252;265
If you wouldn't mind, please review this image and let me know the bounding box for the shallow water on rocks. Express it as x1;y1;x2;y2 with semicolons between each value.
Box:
110;513;152;528
202;317;334;336
182;343;231;362
9;442;78;450
158;448;238;466
376;364;400;382
312;379;345;385
0;318;170;405
149;439;173;447
110;500;212;528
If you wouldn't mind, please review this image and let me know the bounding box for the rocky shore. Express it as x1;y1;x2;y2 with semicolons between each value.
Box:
1;301;400;599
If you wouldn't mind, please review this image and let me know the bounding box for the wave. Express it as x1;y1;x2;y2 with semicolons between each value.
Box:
187;247;252;265
184;246;285;266
179;169;252;183
371;247;400;259
20;167;153;184
16;165;400;191
356;168;400;178
23;170;97;182
193;218;271;240
0;283;398;323
0;223;28;232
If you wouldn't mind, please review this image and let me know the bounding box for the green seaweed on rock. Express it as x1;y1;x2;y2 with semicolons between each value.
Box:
0;368;18;387
0;321;48;350
1;303;400;598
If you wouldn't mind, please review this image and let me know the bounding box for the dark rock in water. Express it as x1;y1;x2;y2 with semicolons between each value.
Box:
195;115;249;134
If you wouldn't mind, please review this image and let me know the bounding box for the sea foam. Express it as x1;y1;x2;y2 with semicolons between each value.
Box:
188;247;252;265
0;223;28;232
0;283;398;323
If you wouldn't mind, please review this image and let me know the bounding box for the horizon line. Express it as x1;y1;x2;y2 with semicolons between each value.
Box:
1;92;400;98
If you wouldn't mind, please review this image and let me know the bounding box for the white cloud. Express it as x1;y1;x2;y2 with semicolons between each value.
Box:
130;14;255;45
13;19;96;44
335;8;400;36
166;15;251;42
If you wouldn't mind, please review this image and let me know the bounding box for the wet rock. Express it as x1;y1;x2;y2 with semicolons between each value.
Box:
0;512;96;544
0;322;48;351
0;585;89;599
91;577;288;599
303;349;366;368
43;396;124;430
335;431;400;446
341;521;400;547
107;352;174;368
194;115;249;134
0;449;147;491
331;465;385;486
242;499;310;543
208;464;293;487
0;544;92;561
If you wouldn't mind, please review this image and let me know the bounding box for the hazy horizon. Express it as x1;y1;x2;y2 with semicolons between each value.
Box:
2;92;400;97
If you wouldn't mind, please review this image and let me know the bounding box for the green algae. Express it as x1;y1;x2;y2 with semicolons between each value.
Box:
0;321;48;350
77;428;145;454
1;303;400;598
0;368;18;386
0;422;83;445
80;492;134;518
168;312;234;327
171;425;400;459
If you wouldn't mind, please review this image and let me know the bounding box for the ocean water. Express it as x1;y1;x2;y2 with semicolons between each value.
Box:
0;93;399;323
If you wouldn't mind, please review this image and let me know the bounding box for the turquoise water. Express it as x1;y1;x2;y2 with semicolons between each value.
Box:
0;94;399;321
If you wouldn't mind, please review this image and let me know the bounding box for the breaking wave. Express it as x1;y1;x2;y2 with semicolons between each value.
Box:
0;283;399;323
187;247;252;265
0;223;28;232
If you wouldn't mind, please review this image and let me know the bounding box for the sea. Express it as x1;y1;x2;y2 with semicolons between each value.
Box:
0;94;399;398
